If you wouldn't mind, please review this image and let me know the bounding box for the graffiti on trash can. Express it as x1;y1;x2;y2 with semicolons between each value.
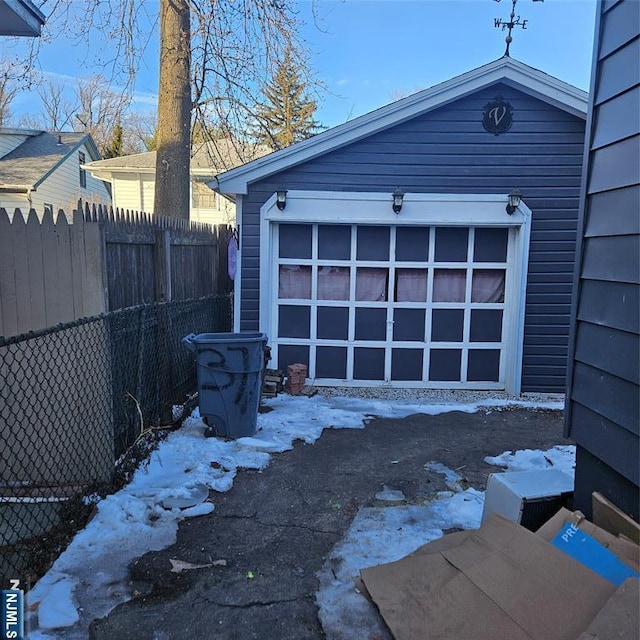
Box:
199;345;255;415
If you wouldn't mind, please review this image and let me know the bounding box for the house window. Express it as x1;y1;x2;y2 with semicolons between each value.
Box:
192;184;218;209
79;151;87;189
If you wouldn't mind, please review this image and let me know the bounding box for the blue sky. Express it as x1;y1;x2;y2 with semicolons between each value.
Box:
300;0;597;126
5;0;597;129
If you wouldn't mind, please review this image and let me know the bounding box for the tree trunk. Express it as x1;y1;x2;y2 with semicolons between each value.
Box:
154;0;191;220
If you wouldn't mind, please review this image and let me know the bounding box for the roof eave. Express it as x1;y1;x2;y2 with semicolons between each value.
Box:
0;184;32;193
216;57;588;195
0;127;42;136
86;165;216;181
0;0;46;37
85;166;155;180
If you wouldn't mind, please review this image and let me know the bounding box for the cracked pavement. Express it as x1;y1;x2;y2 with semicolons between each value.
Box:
88;407;569;640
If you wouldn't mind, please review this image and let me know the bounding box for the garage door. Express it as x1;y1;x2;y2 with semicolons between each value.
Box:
260;192;530;392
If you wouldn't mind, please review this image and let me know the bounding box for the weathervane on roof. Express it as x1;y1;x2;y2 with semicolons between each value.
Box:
493;0;544;57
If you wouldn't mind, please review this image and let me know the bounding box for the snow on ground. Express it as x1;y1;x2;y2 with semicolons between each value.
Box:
26;393;570;639
315;448;574;640
484;444;576;472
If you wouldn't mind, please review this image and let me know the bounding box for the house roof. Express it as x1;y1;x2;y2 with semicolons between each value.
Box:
0;130;101;193
0;0;45;36
85;138;271;181
214;56;589;195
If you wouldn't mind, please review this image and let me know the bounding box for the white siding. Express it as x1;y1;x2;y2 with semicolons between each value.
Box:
191;188;236;225
110;172;156;213
112;174;142;211
98;170;235;222
142;178;155;213
0;193;29;215
191;202;235;225
34;143;111;215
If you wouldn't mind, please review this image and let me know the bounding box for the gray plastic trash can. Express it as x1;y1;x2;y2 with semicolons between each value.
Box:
182;332;268;438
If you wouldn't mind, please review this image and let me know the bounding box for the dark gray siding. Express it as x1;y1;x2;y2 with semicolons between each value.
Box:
241;82;586;392
566;0;639;520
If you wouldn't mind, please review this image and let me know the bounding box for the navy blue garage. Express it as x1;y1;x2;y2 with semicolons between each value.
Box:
215;57;588;394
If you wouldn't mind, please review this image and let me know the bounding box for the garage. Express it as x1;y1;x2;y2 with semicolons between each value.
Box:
215;57;588;393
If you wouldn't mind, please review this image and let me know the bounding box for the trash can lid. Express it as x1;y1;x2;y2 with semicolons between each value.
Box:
187;332;268;343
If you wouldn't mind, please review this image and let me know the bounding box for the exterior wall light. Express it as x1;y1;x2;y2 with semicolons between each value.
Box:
392;188;404;214
276;189;288;211
506;189;522;215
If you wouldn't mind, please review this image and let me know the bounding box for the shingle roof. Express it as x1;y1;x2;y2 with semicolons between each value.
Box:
85;139;271;177
0;131;93;190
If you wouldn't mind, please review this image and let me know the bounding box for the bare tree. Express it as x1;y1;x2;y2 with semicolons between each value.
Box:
75;74;131;155
13;0;312;219
37;78;78;130
0;62;20;126
189;1;307;171
121;110;157;153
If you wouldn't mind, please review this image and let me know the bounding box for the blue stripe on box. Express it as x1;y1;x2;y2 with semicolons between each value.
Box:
551;522;640;587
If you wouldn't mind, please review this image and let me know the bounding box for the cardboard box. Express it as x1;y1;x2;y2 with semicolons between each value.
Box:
576;578;639;640
360;514;618;640
536;507;639;575
592;491;640;545
481;469;574;530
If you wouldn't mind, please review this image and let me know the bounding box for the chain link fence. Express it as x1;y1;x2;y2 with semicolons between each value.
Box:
0;294;231;584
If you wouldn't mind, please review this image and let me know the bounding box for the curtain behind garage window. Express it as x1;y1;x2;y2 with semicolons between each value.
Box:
356;268;388;301
396;269;428;302
472;270;505;303
318;266;350;300
279;265;312;298
433;270;466;302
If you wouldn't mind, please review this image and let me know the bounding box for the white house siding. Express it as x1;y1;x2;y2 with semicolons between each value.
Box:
111;173;155;213
0;193;29;214
142;178;155;212
191;197;235;226
34;144;111;214
111;174;144;212
107;172;234;224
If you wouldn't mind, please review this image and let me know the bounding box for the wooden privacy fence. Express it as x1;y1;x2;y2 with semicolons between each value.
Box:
0;203;232;338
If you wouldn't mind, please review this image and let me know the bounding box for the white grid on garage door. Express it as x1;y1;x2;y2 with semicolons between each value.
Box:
271;222;514;388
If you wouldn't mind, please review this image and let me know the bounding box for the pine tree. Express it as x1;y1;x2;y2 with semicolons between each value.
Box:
253;46;321;150
103;120;124;158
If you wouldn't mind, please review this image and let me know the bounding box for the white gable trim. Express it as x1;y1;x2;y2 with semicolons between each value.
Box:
216;58;588;195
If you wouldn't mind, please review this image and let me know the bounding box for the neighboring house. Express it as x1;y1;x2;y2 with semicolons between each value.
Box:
85;139;270;226
566;0;639;521
215;56;588;394
0;0;45;36
0;128;111;217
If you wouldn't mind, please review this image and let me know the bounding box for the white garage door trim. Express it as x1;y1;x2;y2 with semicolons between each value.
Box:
259;191;531;394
